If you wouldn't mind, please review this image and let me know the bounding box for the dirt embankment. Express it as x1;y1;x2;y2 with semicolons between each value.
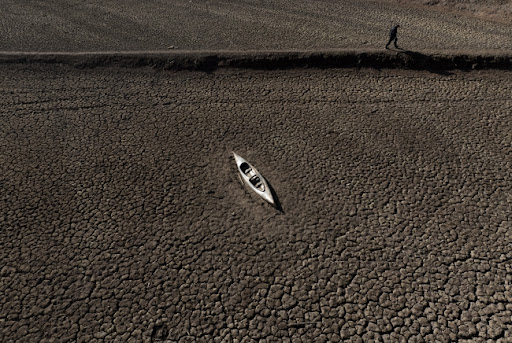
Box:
0;51;511;72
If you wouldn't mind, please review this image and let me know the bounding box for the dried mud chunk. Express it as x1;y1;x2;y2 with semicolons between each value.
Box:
150;323;169;342
458;322;477;339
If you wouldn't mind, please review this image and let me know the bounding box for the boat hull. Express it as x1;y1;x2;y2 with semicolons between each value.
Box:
233;152;275;206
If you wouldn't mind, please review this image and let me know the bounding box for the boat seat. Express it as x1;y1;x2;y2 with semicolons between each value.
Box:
249;175;265;191
240;162;252;176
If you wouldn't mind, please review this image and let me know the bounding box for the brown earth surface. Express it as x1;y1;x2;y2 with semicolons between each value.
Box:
387;0;512;24
2;0;511;52
2;0;512;342
1;64;511;342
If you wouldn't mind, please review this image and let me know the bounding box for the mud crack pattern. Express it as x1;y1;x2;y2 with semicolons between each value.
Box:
1;65;511;342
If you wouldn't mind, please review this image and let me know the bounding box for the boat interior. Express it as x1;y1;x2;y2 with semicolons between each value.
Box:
240;162;253;176
249;175;264;191
240;162;265;192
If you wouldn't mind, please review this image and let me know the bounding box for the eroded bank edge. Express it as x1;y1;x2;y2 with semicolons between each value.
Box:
0;51;511;71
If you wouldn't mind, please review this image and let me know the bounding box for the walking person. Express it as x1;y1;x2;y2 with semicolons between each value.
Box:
385;24;400;49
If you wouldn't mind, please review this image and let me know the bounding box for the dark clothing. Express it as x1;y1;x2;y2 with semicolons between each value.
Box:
389;25;399;39
385;25;400;49
386;35;398;49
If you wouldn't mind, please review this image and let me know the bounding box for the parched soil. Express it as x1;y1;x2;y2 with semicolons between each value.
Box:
2;0;511;52
1;64;511;342
386;0;512;24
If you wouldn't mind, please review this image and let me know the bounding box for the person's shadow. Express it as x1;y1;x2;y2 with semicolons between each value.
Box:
392;47;454;76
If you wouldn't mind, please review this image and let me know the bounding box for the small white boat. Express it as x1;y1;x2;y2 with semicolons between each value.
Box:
233;152;275;206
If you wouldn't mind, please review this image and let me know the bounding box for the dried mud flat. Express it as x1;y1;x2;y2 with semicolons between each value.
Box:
387;0;512;24
2;0;512;52
1;64;511;342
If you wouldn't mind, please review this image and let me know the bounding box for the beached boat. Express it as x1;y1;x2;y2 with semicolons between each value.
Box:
233;152;275;206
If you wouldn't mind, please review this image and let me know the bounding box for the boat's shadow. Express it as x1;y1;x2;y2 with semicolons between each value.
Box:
265;177;284;213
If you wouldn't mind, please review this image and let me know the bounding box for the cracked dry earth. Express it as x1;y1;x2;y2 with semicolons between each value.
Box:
2;0;512;52
1;64;511;342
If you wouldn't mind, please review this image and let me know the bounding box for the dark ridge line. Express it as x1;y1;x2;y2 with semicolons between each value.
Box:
0;50;511;71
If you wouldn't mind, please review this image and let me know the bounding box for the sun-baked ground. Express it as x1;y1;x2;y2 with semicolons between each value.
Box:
387;0;512;24
1;0;511;52
1;64;511;342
